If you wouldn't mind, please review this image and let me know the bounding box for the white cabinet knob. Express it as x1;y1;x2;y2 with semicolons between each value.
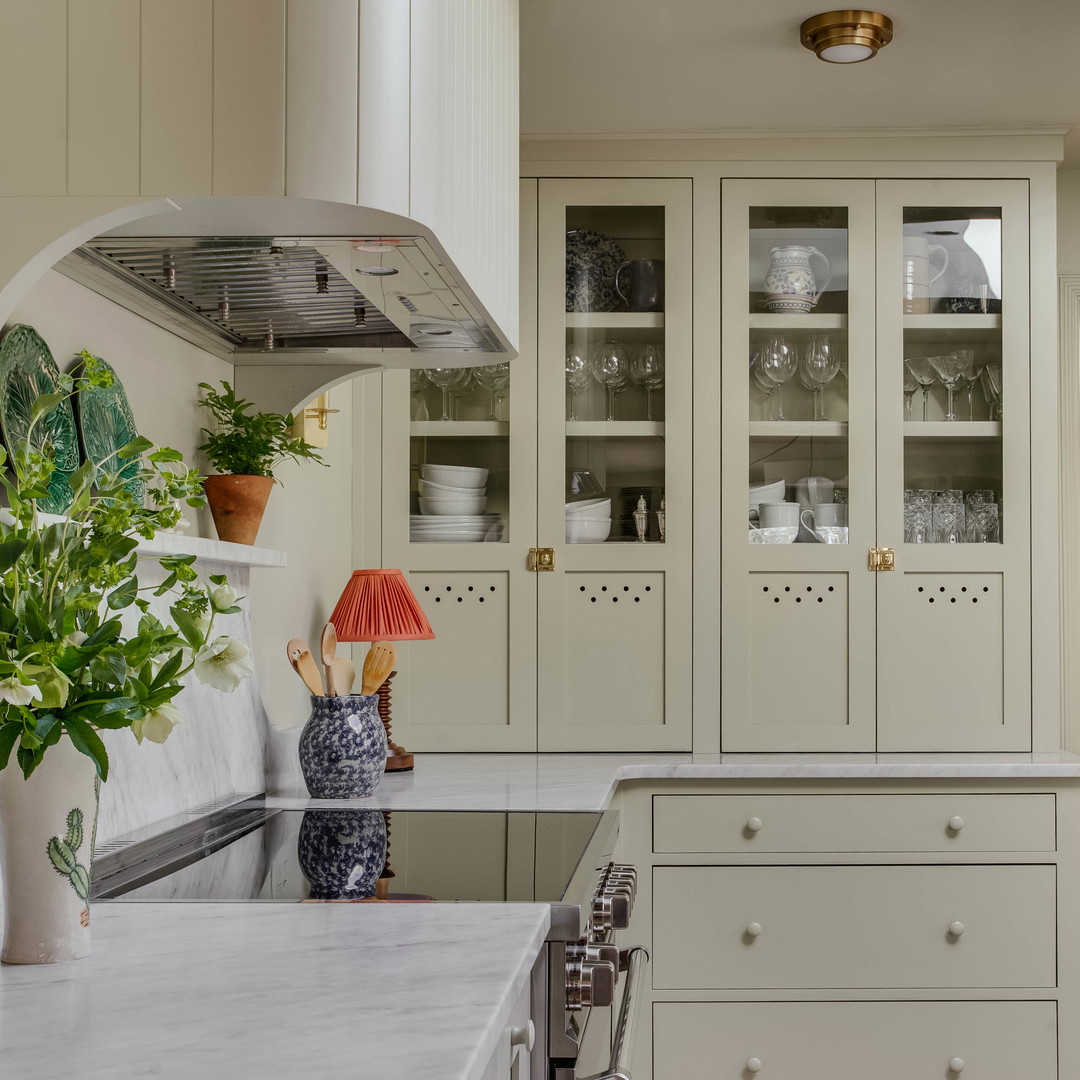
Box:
948;921;966;937
745;921;763;937
745;1058;763;1073
949;1058;966;1073
746;816;764;833
948;816;966;832
511;1020;535;1052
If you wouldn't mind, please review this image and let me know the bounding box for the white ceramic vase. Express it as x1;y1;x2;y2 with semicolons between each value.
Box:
0;738;99;964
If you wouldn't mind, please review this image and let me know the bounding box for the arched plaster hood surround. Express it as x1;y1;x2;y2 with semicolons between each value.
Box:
0;0;519;414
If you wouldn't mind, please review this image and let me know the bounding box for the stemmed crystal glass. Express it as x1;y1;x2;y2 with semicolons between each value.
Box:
756;335;797;421
903;370;918;421
981;363;1003;421
751;356;779;420
410;368;429;421
904;357;936;421
929;352;974;422
798;334;841;421
591;342;630;421
473;362;511;421
629;343;665;421
423;367;469;422
449;367;475;420
565;344;592;421
954;349;981;420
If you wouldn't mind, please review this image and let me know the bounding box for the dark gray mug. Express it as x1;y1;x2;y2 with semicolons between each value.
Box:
615;259;665;312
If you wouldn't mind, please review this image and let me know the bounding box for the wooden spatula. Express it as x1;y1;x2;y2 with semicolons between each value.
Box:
321;622;338;695
332;656;356;695
361;640;397;696
287;639;324;696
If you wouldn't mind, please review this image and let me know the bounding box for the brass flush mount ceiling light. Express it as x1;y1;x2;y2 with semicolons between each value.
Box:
800;9;893;64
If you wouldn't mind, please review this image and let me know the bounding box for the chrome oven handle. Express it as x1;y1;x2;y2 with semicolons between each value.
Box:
578;947;650;1080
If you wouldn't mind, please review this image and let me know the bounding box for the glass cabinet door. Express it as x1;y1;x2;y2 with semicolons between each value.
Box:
722;180;878;751
876;179;1031;750
536;178;693;750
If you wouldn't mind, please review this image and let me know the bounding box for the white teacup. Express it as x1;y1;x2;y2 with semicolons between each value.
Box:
758;501;800;529
800;503;849;544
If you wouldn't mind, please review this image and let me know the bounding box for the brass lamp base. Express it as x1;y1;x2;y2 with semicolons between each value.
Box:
377;670;414;771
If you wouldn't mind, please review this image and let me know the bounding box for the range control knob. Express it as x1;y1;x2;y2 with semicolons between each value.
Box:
604;872;637;899
567;942;621;971
565;958;616;1010
592;892;631;932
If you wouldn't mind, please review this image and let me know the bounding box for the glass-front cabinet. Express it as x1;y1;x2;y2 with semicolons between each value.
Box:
722;179;1030;751
380;178;694;752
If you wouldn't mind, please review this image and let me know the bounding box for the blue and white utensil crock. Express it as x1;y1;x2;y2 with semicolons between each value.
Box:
298;809;388;900
298;694;388;799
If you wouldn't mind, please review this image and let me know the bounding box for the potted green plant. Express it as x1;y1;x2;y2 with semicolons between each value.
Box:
197;381;325;546
0;350;255;964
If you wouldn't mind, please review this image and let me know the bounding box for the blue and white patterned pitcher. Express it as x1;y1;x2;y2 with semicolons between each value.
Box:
763;245;832;313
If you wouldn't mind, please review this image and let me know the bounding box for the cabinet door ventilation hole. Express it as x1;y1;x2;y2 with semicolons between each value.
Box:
761;583;836;607
917;583;993;604
427;584;497;605
582;582;654;604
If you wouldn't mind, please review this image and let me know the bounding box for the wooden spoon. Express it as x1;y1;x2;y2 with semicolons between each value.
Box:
332;656;356;695
361;640;397;696
321;622;338;696
287;639;324;696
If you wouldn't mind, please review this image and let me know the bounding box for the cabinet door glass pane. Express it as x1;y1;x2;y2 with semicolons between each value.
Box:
564;205;666;543
749;206;849;544
408;365;510;543
901;207;1002;544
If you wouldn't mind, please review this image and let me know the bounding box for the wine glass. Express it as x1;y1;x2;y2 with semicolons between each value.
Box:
410;368;429;421
929;352;974;422
756;336;797;421
981;363;1003;421
473;363;510;421
799;334;840;421
752;363;779;420
591;342;630;421
423;367;468;422
565;344;592;421
629;344;665;421
954;349;981;420
904;357;936;421
449;367;475;420
903;369;918;421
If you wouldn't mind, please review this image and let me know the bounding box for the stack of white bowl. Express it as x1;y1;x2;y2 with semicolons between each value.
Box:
565;497;611;543
413;464;502;542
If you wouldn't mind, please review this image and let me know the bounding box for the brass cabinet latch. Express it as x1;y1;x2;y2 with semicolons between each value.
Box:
868;546;895;571
528;547;556;572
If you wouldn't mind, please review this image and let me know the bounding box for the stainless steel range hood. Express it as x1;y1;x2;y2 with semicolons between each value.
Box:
54;197;515;366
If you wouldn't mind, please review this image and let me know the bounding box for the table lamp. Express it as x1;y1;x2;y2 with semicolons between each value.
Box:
329;569;434;772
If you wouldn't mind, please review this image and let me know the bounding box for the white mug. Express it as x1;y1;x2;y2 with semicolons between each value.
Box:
902;236;949;314
800;503;848;544
759;501;801;528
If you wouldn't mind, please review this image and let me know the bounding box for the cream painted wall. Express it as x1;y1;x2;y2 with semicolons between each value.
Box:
1058;170;1080;275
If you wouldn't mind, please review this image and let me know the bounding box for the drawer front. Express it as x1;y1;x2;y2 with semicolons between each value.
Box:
653;1001;1058;1080
653;865;1055;989
653;794;1056;853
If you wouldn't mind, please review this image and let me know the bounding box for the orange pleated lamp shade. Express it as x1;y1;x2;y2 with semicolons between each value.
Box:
329;569;435;642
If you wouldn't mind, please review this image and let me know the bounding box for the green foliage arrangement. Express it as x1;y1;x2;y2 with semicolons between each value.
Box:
0;351;254;782
196;381;325;479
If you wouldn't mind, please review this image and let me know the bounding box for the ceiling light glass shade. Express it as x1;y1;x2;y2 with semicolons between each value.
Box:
800;10;893;63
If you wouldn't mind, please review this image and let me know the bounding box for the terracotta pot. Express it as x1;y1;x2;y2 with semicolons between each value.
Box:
0;738;99;964
203;474;274;546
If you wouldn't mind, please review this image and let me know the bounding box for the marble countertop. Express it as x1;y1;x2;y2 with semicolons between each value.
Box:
264;750;1080;813
0;901;550;1080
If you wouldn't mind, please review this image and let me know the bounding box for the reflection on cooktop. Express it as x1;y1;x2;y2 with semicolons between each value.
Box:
95;810;602;904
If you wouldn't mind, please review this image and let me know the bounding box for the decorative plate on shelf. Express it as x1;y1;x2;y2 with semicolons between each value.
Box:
565;230;626;313
0;324;80;514
75;357;145;502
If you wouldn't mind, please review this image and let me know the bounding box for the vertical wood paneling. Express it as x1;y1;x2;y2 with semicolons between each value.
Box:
213;0;285;195
140;0;214;193
68;0;140;195
284;0;358;203
357;0;410;217
0;1;67;195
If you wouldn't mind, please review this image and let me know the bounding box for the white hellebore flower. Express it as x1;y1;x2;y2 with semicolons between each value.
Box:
132;702;184;745
65;630;89;647
0;677;41;707
194;636;255;692
210;584;238;612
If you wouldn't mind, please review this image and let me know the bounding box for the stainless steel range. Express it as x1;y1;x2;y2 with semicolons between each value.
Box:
93;802;646;1079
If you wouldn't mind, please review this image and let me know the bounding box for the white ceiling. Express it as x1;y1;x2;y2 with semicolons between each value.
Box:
520;0;1079;159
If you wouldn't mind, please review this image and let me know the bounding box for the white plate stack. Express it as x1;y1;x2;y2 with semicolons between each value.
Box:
413;464;503;542
565;497;611;543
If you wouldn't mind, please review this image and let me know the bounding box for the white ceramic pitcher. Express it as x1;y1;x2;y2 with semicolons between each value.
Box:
764;245;832;313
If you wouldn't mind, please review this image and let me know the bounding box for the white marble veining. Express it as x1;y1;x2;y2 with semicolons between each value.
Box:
0;901;550;1080
264;750;1080;813
135;531;287;568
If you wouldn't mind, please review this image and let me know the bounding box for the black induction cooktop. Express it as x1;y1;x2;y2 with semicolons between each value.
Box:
93;803;602;904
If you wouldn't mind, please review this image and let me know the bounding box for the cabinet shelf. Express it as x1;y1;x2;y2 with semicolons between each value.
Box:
904;421;1002;440
565;313;664;330
749;314;848;331
566;421;665;437
903;314;1002;343
411;421;509;437
749;421;848;438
